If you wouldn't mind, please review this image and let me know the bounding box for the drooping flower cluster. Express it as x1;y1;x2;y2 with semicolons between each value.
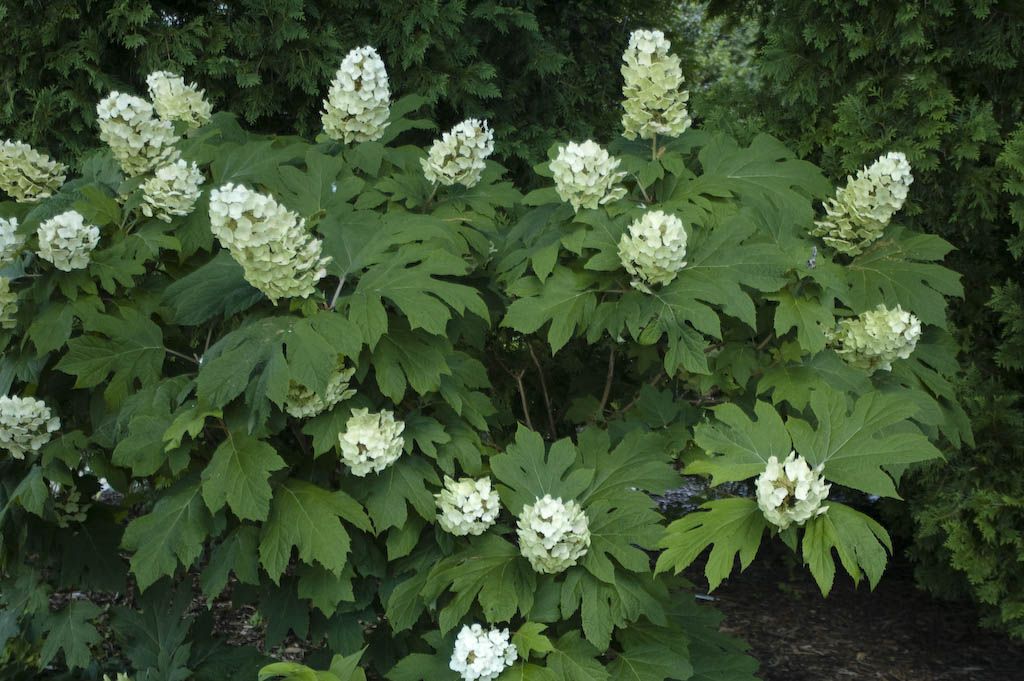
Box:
0;395;60;459
0;217;25;264
826;303;922;373
621;29;691;141
36;210;101;271
141;160;204;221
208;183;329;302
618;210;688;290
0;140;67;202
338;408;405;477
283;362;357;418
435;476;501;536
96;93;180;177
0;278;17;329
517;494;591;574
322;46;391;144
449;624;518;681
755;451;831;530
811;152;913;256
421;119;494;189
146;71;213;129
550;140;628;212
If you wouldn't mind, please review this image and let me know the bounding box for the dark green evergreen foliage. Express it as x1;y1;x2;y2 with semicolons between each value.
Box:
705;0;1024;635
0;0;678;178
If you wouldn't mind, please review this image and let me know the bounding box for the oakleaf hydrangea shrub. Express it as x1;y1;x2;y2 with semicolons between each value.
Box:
0;34;965;681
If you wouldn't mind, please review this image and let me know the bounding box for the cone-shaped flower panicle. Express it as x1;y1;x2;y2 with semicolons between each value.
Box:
0;217;26;265
0;140;67;202
146;71;212;129
141;160;204;221
36;210;100;272
550;140;628;211
621;29;691;140
436;476;501;536
97;92;181;177
0;395;60;459
208;183;330;303
338;408;405;477
517;494;590;574
618;209;688;290
322;46;391;144
284;361;356;418
756;451;830;530
421;118;494;188
811;152;913;256
449;624;517;681
826;303;921;373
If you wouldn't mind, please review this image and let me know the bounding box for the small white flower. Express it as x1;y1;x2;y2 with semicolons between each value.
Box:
0;395;60;459
550;140;628;212
0;277;18;329
826;303;922;373
0;216;26;265
756;451;830;530
621;29;691;140
322;46;391;144
146;71;213;128
338;408;405;477
141;159;204;221
208;183;329;303
0;140;67;203
421;119;495;188
449;623;518;681
96;92;180;177
36;210;101;272
618;210;688;290
812;152;913;256
516;494;590;574
284;362;357;418
436;476;501;536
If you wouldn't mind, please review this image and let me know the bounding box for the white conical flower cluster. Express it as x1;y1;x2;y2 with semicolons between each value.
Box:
517;494;590;574
0;277;17;329
449;624;517;681
146;71;213;129
756;451;830;530
0;217;25;265
338;408;405;477
96;92;180;177
826;303;922;373
0;395;60;459
421;119;494;189
812;152;913;256
618;210;688;290
322;46;391;144
36;210;101;271
0;140;67;202
141;160;203;221
550;140;628;212
283;362;357;418
435;476;501;536
621;29;692;141
208;184;329;303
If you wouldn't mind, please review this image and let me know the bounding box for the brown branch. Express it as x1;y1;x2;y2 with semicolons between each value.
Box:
512;369;534;431
595;347;616;419
755;332;775;351
527;343;557;438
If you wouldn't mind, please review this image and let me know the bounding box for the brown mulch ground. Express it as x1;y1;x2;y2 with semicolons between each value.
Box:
690;546;1024;681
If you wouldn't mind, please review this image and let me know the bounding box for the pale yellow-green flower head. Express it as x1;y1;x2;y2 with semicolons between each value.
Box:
621;29;692;140
0;140;67;203
421;118;494;188
0;216;26;265
435;476;501;536
550;140;628;212
516;494;590;574
337;408;405;477
36;210;101;272
0;395;60;460
97;92;181;177
826;303;922;373
449;624;517;681
322;46;391;144
284;361;357;418
618;209;688;290
141;160;204;221
755;451;830;530
146;71;212;129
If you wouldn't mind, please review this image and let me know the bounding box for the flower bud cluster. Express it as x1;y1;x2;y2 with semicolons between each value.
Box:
618;210;688;290
449;624;517;681
338;408;405;477
36;210;101;271
141;160;204;221
550;140;628;211
756;451;830;530
97;93;180;177
208;183;329;302
0;140;67;202
0;395;60;459
284;362;357;418
516;494;590;574
146;71;213;129
827;303;922;373
621;29;692;140
0;217;25;265
322;46;392;144
435;476;501;536
812;152;913;255
421;119;494;188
